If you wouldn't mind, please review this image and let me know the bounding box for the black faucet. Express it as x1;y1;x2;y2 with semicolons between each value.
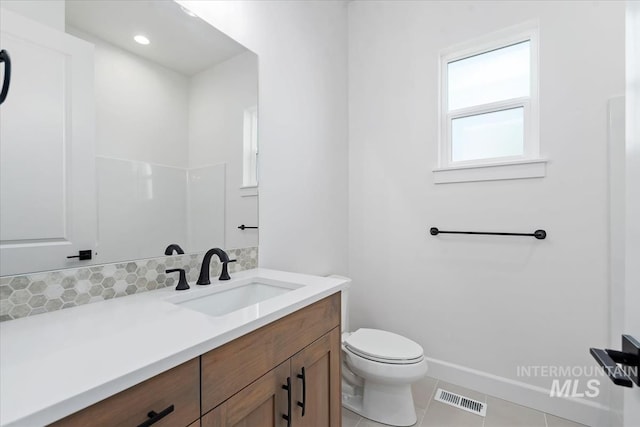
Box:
166;268;190;291
197;248;237;285
164;244;184;255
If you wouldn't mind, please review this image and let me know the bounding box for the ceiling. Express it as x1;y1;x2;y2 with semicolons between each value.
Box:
65;0;248;76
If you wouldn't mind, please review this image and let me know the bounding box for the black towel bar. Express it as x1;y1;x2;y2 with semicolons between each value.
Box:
238;224;258;230
430;227;546;240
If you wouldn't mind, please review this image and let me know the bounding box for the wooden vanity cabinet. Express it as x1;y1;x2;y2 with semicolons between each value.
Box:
201;360;291;427
50;358;200;427
51;293;341;427
201;293;341;427
290;328;341;427
201;327;341;427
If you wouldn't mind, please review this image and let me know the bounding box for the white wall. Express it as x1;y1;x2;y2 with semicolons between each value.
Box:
68;28;190;169
97;158;188;262
189;51;258;249
1;0;65;31
65;28;191;261
348;0;624;423
179;0;349;276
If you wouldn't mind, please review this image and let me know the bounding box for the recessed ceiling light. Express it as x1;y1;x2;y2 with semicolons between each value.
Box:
180;6;198;17
134;35;150;45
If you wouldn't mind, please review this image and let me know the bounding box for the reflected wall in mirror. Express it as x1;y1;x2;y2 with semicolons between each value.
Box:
0;0;258;276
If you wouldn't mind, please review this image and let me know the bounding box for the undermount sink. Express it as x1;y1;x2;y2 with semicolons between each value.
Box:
171;281;298;317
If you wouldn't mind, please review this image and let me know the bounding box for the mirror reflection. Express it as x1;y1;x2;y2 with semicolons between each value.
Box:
0;0;258;276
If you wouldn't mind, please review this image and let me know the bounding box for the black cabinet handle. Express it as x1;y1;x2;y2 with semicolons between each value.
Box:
0;49;11;105
282;377;291;427
136;404;174;427
67;250;92;261
297;367;306;417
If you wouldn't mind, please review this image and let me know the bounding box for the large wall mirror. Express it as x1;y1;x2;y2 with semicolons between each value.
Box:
0;0;258;276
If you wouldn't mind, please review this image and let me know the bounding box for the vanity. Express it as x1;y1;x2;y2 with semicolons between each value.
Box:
0;269;348;426
0;3;349;425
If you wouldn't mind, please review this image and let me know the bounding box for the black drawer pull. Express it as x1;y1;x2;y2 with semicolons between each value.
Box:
297;367;306;416
282;377;291;427
136;404;174;427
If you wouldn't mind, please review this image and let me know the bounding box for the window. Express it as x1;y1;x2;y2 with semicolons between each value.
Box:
436;24;545;183
242;106;258;188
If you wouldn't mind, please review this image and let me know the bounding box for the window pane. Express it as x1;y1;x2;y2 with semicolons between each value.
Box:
448;41;530;111
451;108;524;162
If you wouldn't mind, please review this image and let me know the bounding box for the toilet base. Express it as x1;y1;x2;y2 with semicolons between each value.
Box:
342;380;418;426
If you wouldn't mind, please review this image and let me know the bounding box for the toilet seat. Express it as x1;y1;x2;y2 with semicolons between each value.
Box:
344;328;424;365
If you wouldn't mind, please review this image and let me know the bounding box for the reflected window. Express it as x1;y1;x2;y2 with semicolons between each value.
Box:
243;105;258;187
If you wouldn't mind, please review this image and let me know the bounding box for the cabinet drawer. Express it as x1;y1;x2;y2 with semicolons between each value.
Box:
201;293;340;414
51;358;200;427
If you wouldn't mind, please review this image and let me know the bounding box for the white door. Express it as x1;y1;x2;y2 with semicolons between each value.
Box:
622;2;640;425
0;9;96;276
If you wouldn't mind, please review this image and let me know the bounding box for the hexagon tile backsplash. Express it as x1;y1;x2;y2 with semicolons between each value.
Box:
0;247;258;322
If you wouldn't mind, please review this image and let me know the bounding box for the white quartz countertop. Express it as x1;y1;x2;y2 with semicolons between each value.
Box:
0;268;349;427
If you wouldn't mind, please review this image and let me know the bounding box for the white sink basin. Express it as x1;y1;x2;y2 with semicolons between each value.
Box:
170;281;298;317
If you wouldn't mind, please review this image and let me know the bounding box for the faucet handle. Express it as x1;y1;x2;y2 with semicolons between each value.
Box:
166;268;190;291
219;259;237;281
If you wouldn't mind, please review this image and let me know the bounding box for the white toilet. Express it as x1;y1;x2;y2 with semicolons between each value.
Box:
335;278;428;427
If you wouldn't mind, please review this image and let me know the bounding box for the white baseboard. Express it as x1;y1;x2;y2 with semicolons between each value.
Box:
425;357;611;427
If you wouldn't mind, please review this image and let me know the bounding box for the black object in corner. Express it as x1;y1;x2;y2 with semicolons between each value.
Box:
166;268;190;291
590;335;640;388
0;50;11;105
164;244;185;255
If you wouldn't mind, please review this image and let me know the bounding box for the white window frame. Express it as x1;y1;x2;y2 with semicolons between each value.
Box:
242;105;259;192
435;22;546;183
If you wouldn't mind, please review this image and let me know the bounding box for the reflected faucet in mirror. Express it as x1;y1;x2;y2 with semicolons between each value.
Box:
198;248;237;284
164;244;185;256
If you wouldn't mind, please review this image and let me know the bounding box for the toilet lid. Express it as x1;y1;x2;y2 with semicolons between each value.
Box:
344;328;424;364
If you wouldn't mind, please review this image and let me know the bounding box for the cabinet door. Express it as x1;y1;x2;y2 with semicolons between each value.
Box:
0;8;96;276
202;360;291;427
291;327;341;427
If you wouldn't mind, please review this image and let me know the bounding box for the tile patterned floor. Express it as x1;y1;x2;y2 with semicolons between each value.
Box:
342;376;587;427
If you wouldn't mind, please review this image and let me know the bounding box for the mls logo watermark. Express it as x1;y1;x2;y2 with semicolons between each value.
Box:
516;365;638;398
549;379;600;398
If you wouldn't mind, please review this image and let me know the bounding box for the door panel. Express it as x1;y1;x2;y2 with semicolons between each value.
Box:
202;360;290;427
0;8;96;275
623;2;640;424
291;328;341;427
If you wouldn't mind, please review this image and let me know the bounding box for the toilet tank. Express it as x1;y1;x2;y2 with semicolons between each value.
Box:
328;275;351;333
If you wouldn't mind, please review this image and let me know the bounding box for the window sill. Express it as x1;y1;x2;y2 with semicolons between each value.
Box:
240;185;258;197
433;159;547;184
